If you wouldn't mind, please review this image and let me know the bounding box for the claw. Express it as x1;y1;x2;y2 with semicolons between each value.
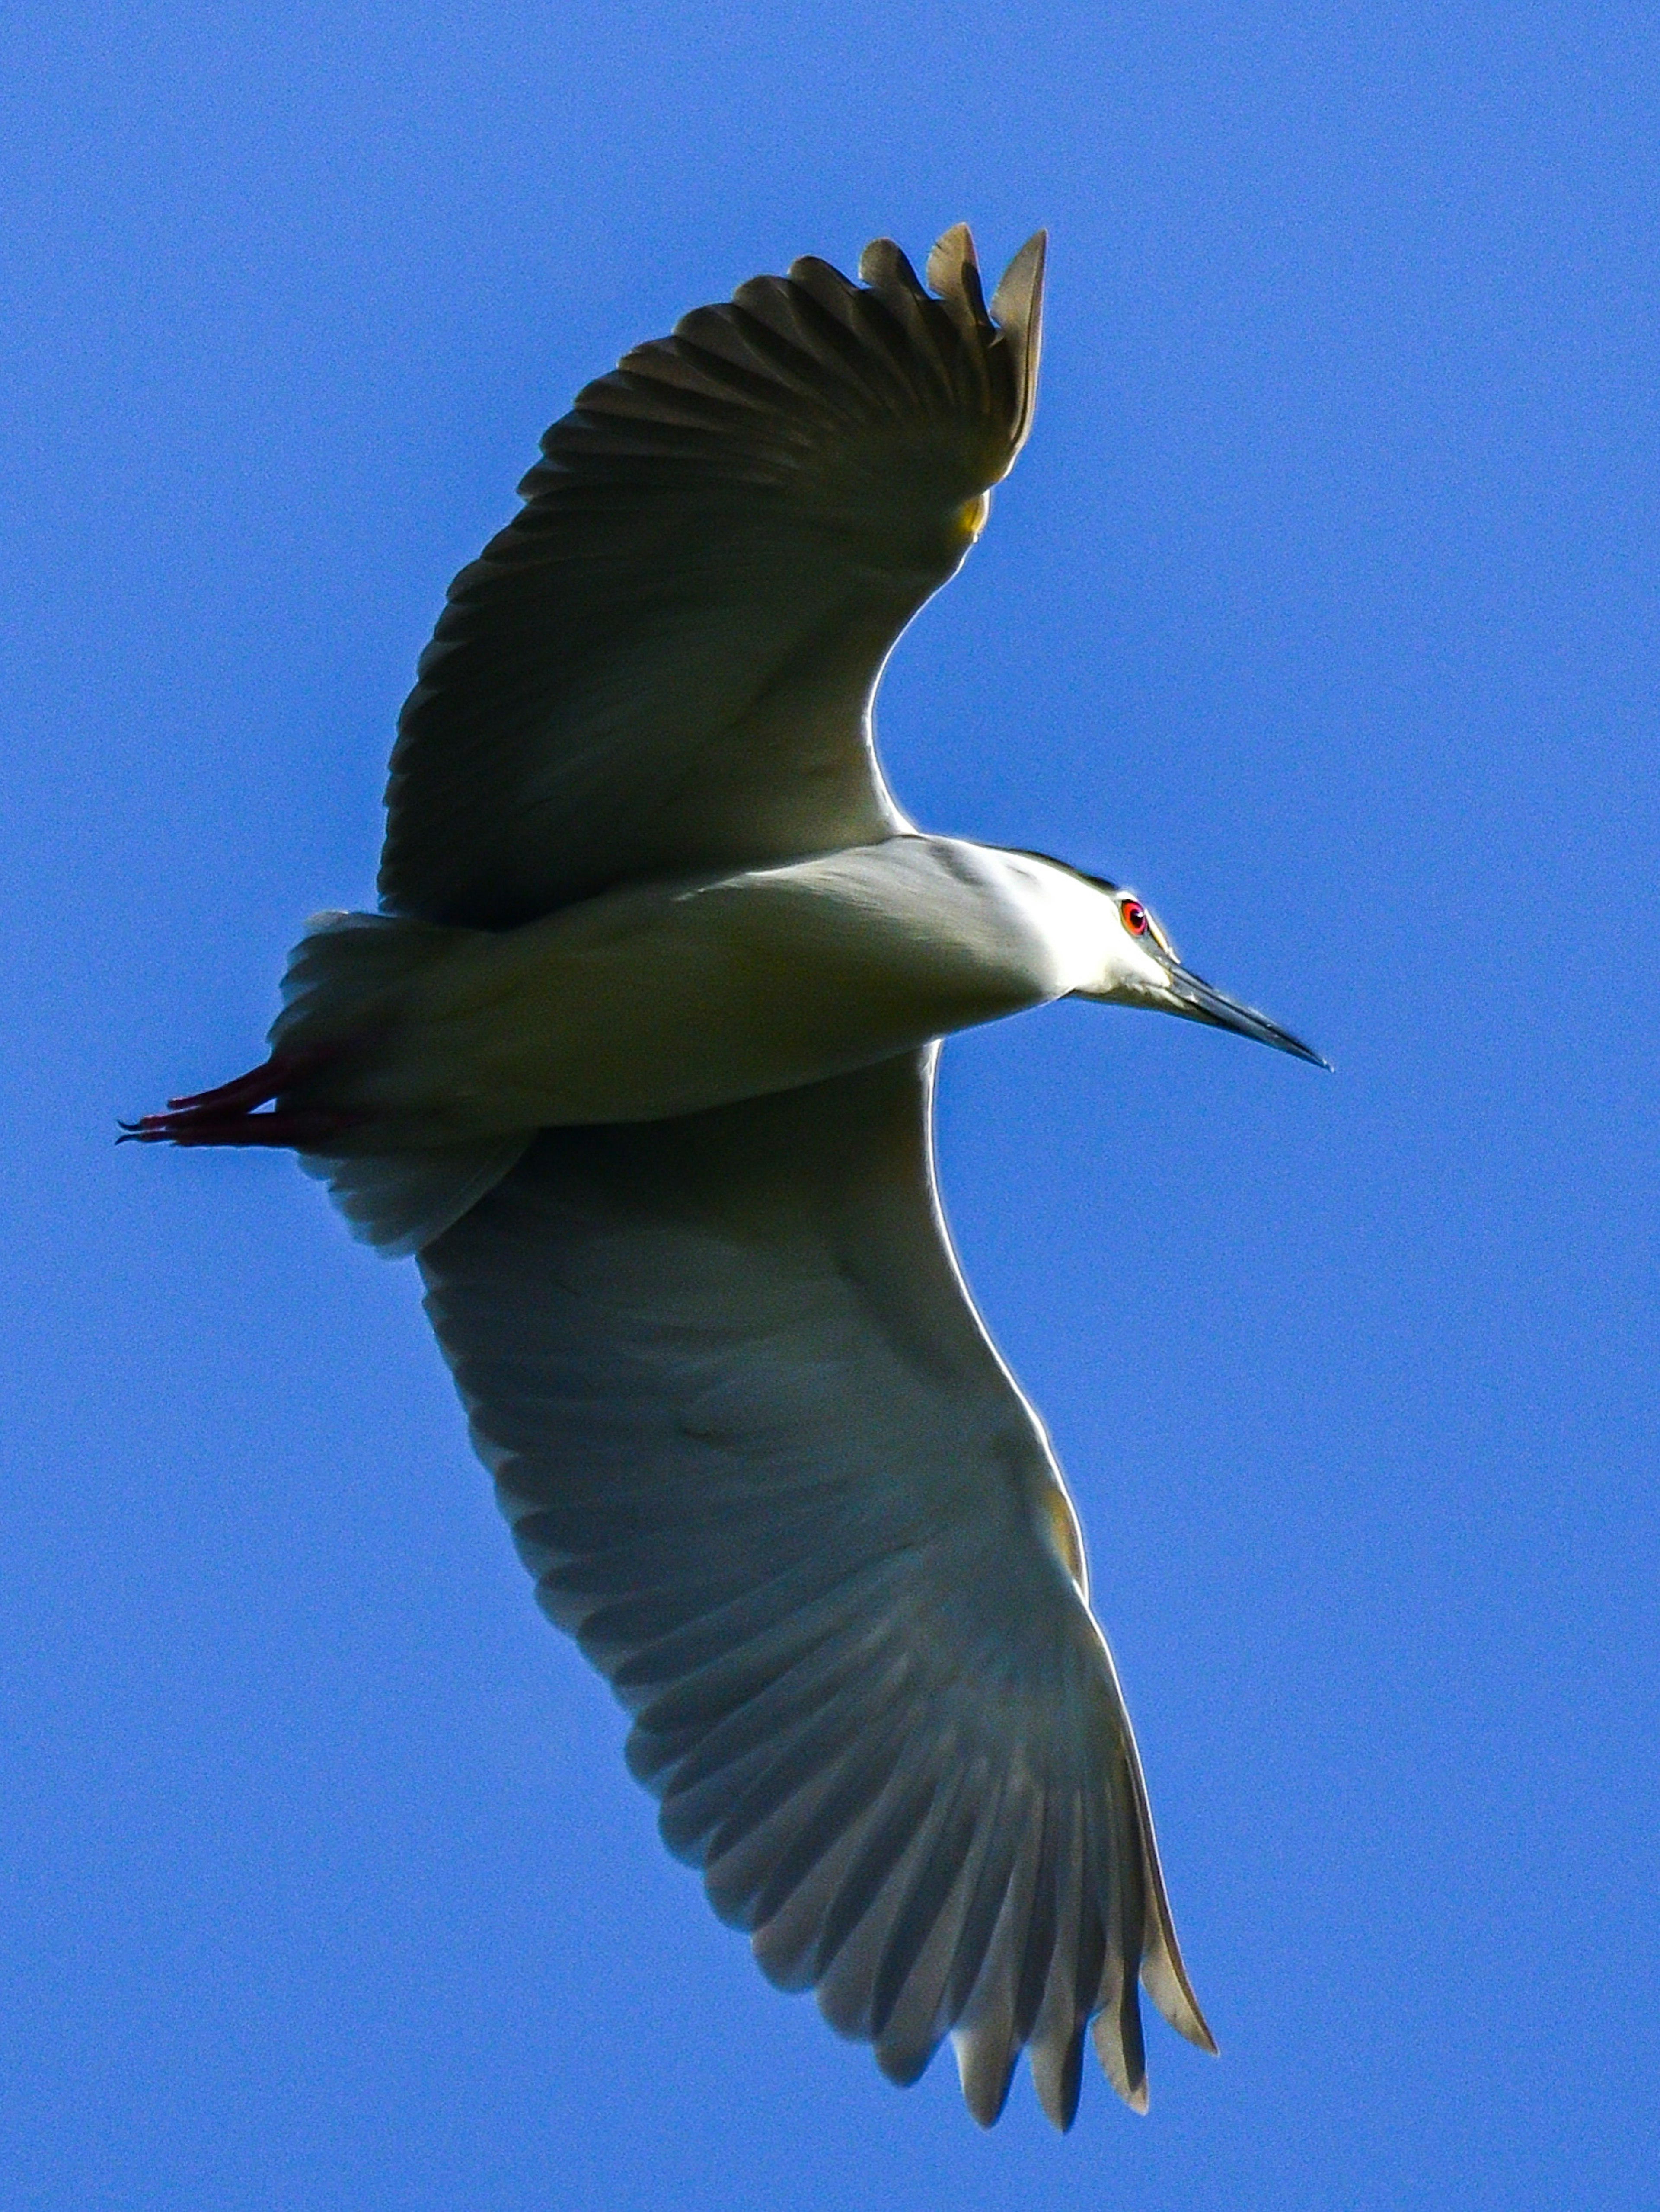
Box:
120;1046;361;1151
119;1106;365;1149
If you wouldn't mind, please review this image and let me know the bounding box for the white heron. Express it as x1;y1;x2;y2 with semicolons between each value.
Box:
130;226;1324;2129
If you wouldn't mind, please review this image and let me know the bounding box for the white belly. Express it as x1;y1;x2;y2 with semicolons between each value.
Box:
319;837;1103;1141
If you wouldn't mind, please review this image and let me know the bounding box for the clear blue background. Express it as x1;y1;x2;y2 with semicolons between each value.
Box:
4;4;1656;2205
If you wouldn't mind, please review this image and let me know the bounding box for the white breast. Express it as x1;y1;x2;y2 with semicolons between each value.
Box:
329;836;1108;1141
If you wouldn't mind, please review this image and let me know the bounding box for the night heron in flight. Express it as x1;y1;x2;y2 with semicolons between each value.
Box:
130;226;1324;2129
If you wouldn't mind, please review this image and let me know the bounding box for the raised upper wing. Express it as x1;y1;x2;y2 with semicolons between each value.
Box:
379;228;1044;928
417;1051;1213;2127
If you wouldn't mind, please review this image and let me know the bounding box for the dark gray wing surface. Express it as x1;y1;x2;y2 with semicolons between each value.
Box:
380;228;1044;928
418;1051;1213;2126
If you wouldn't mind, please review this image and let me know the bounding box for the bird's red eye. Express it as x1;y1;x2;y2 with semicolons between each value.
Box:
1120;899;1149;936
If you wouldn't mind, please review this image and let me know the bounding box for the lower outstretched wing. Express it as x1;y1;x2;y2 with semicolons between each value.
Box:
417;1051;1213;2127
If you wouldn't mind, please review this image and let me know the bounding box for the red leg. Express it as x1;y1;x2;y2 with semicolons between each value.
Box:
161;1045;341;1115
120;1045;363;1150
119;1106;365;1149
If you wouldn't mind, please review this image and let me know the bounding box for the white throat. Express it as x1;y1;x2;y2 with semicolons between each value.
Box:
972;850;1171;1004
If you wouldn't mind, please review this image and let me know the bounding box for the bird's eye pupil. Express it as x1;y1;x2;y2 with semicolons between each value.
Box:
1121;900;1148;935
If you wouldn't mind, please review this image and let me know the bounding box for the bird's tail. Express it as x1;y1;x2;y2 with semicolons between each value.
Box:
274;910;531;1257
128;910;529;1259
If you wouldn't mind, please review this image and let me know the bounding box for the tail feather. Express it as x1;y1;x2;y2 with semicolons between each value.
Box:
291;1138;527;1260
274;910;530;1259
270;908;456;1044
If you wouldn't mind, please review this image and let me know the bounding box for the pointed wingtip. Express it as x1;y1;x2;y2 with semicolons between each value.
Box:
951;2023;1017;2128
925;222;978;295
1030;2021;1085;2132
990;229;1047;332
1090;1995;1149;2113
857;235;922;293
1140;1900;1220;2055
989;230;1046;454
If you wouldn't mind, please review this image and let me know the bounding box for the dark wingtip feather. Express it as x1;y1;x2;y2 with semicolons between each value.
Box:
989;230;1046;456
952;2023;1018;2128
925;222;977;292
1030;2020;1086;2132
873;2034;940;2089
1144;1935;1219;2056
1090;1986;1149;2113
1123;1721;1220;2056
856;236;923;294
925;223;990;332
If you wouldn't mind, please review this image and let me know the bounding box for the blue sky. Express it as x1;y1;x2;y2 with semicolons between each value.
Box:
4;3;1657;2205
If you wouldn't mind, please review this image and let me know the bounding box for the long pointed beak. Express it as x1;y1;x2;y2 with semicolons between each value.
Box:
1160;965;1330;1068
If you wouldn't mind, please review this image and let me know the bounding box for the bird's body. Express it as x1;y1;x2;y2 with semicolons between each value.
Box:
270;840;1165;1143
132;225;1321;2129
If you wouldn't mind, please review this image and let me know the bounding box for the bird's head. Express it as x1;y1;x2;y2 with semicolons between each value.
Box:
1073;876;1329;1068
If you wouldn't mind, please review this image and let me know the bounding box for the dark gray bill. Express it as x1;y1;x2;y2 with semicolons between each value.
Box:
1163;966;1330;1068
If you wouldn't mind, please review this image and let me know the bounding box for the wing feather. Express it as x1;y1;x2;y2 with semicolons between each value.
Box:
416;1048;1212;2126
380;229;1045;926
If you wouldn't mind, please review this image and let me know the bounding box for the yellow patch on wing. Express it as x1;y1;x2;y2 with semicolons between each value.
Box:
1037;1477;1088;1598
954;492;991;542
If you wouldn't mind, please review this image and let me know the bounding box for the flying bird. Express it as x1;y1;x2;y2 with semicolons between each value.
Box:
129;226;1324;2129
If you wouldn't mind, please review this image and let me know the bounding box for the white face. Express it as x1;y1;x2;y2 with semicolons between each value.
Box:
1088;886;1185;1007
972;846;1325;1061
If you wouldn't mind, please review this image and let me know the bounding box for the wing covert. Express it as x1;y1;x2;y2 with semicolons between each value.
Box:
417;1050;1213;2126
380;227;1044;927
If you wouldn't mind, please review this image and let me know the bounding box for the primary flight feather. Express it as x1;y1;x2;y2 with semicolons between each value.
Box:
131;224;1323;2129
